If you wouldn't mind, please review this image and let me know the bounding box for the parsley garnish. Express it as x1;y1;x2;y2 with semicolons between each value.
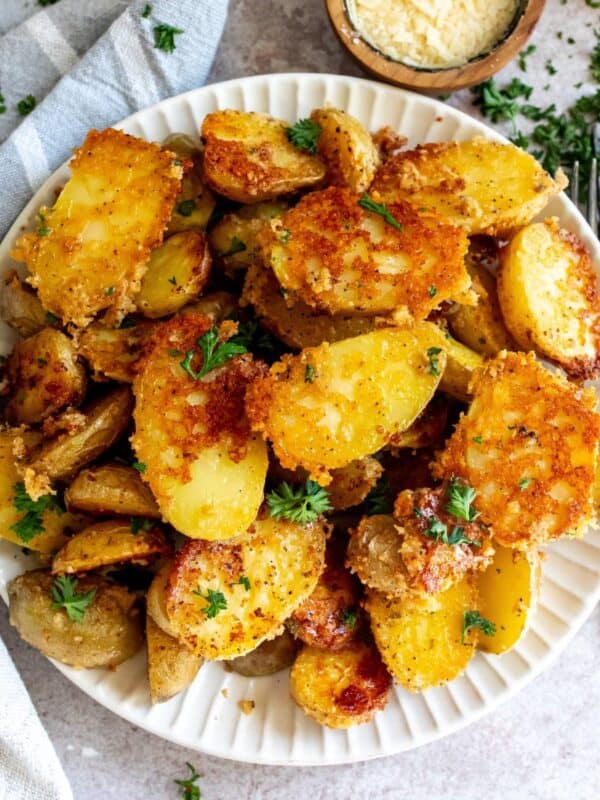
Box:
10;482;63;542
228;318;285;361
120;316;137;329
279;228;291;244
36;212;50;237
38;0;60;5
423;517;481;547
285;118;322;154
230;575;251;591
168;276;177;286
37;357;47;367
130;517;154;534
358;194;403;231
222;236;247;257
45;311;60;325
51;576;96;622
341;607;358;630
444;479;479;522
174;762;202;800
193;587;227;618
180;327;247;380
266;479;331;524
365;477;393;515
518;44;536;72
141;3;152;17
545;59;557;76
519;477;534;490
132;461;147;473
304;364;316;383
17;95;36;116
462;610;496;644
153;22;184;53
428;285;437;297
0;91;5;114
426;346;442;376
105;286;115;295
472;435;483;444
177;199;195;217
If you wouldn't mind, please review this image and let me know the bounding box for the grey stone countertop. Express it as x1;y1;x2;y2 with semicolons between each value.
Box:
3;0;600;797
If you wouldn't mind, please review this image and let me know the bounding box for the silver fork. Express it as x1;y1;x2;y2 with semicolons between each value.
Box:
569;122;600;236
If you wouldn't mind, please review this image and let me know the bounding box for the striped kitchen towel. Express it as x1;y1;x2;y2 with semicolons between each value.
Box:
0;0;229;240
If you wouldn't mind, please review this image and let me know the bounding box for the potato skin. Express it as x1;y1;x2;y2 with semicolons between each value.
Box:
325;457;383;510
8;570;144;668
347;514;407;597
290;640;391;728
0;270;48;338
201;110;325;203
146;614;203;704
162;135;216;235
437;334;484;403
209;202;287;274
146;560;178;638
226;629;298;676
65;464;160;517
75;321;155;383
5;328;87;425
498;218;600;379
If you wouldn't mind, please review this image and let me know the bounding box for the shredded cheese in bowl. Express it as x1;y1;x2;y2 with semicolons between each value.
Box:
346;0;521;69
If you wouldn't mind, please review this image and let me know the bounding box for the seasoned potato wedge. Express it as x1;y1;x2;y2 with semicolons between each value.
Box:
366;577;478;691
51;519;171;574
372;138;566;236
226;629;298;676
259;186;470;316
146;614;203;703
165;517;327;659
434;351;600;547
75;320;154;383
241;261;375;349
477;545;541;654
326;457;383;510
347;515;407;596
136;231;211;318
309;107;380;193
147;560;178;638
8;569;143;668
438;334;484;403
246;325;446;483
0;270;48;337
290;640;391;728
201;110;325;203
65;463;160;517
498;219;600;378
4;328;87;425
28;386;134;484
12;128;183;327
209;202;287;273
132;315;268;540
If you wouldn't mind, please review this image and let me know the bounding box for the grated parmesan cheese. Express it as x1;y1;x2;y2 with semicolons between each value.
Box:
346;0;520;69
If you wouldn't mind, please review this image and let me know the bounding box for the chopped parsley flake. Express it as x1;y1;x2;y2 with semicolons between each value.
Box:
193;587;227;618
426;346;443;376
17;95;36;116
177;199;196;217
266;479;331;524
153;22;184;53
359;193;403;231
51;575;96;622
10;482;63;543
285;118;322;154
462;610;496;644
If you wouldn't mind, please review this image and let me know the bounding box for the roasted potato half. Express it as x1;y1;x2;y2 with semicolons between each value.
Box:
372;138;566;236
168;162;216;234
51;519;172;574
246;325;446;483
146;560;178;638
75;320;154;383
132;315;268;540
201;110;326;203
136;231;211;319
0;270;48;338
434;351;600;548
179;291;237;325
146;614;203;704
438;334;484;403
8;570;144;668
290;640;391;728
309;107;380;193
209;202;287;273
165;517;327;659
498;219;600;379
226;629;298;677
347;514;407;597
4;328;87;425
366;577;478;691
326;457;383;510
259;186;470;317
65;463;160;517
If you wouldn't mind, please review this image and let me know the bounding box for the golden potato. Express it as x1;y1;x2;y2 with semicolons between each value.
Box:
146;614;203;703
178;291;237;324
201;110;325;203
498;218;600;379
309;107;380;192
167;160;216;234
477;545;541;655
0;270;48;338
434;351;600;548
208;201;287;273
162;132;202;159
65;463;160;517
259;186;470;316
8;569;143;668
4;328;87;425
372;138;566;236
12;128;183;327
132;315;268;540
226;629;297;676
146;560;178;638
326;457;383;510
75;320;155;383
437;334;484;403
51;519;172;574
136;231;211;318
366;577;478;691
347;514;407;596
165;517;327;659
290;640;391;728
246;325;446;483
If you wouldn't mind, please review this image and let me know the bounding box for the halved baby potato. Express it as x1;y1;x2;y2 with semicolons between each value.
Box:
226;629;298;676
179;291;237;325
162;133;216;235
136;231;211;318
498;218;600;379
165;517;327;659
372;138;566;236
201;110;325;203
347;514;407;597
146;560;178;638
209;201;288;274
365;576;478;691
290;640;391;728
0;270;48;338
325;457;383;510
65;463;160;518
132;315;268;540
438;334;484;403
75;320;155;383
245;325;446;483
146;614;203;704
259;186;470;317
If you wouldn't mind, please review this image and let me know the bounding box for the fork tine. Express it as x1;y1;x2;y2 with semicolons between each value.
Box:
588;158;598;236
570;161;580;207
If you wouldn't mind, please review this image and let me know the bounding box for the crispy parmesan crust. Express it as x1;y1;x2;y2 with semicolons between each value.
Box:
433;351;600;547
12;128;183;327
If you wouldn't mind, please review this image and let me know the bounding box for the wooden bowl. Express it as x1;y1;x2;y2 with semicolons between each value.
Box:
325;0;546;92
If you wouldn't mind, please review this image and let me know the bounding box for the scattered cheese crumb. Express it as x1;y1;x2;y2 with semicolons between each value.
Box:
238;699;255;715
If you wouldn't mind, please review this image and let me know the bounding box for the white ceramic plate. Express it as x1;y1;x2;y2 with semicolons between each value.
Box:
1;73;599;766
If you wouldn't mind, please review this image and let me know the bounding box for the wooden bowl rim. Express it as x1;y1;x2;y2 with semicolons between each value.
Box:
325;0;547;91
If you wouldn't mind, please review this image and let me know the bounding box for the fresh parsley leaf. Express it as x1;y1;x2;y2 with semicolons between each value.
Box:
462;610;496;644
341;607;358;630
119;316;137;329
45;311;60;325
141;3;152;17
229;318;286;361
279;228;291;244
230;575;251;591
426;346;442;376
365;477;393;515
174;762;202;800
472;435;483;444
519;477;534;490
518;44;536;72
37;226;51;237
10;482;63;543
130;517;154;534
17;95;36;116
0;91;5;114
51;575;96;622
266;479;331;524
132;461;147;473
193;587;227;618
358;194;403;231
153;22;184;53
428;285;437;297
444;479;479;522
285;118;322;154
304;364;316;383
545;59;557;76
168;275;177;286
422;516;480;548
177;199;196;217
180;327;247;380
221;236;247;257
38;0;60;5
36;357;47;367
105;286;115;296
